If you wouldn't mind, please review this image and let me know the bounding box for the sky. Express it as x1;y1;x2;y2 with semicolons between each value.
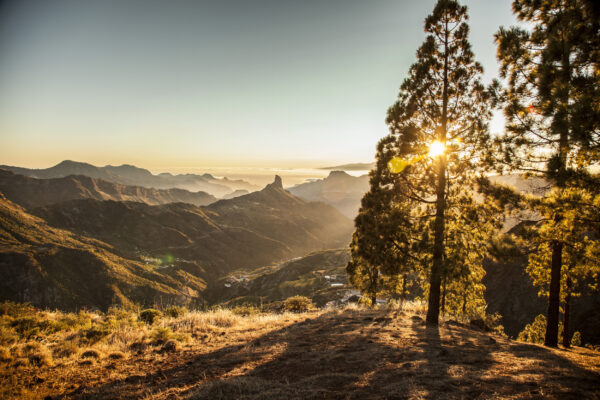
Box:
0;0;518;173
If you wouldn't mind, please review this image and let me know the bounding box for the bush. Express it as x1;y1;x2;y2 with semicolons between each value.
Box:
0;301;36;318
149;327;173;344
0;326;18;346
139;309;162;324
28;350;53;367
54;341;79;358
517;314;564;344
231;305;260;316
164;305;187;318
108;351;126;360
162;339;179;353
283;296;314;313
571;331;582;347
82;326;111;344
80;349;101;359
0;346;12;363
517;314;547;344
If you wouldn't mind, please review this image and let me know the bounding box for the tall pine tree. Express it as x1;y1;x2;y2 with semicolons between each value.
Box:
494;0;600;346
349;0;498;325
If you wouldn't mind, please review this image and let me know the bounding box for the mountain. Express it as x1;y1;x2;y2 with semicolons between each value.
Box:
0;169;217;209
206;176;353;254
29;176;353;284
222;189;249;199
0;160;259;197
0;194;207;310
288;171;369;218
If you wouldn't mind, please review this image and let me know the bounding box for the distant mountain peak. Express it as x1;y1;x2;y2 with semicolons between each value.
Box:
266;175;283;190
328;170;350;178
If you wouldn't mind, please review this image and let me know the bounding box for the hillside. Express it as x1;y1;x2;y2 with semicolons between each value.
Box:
1;305;598;399
288;171;369;218
205;176;353;255
0;169;217;209
0;161;259;197
0;194;207;310
210;249;350;306
33;199;292;277
30;176;352;280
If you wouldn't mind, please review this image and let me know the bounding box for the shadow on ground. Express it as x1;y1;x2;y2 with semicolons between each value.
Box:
65;309;600;400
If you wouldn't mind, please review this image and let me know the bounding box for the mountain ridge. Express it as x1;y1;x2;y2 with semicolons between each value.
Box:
0;169;217;209
0;160;259;197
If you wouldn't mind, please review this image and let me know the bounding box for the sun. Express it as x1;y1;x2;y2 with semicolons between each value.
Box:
428;140;446;158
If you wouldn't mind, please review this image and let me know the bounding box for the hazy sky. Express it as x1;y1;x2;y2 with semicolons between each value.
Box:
0;0;517;172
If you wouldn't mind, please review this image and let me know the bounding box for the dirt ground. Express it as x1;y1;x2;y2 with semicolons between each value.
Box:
3;308;600;400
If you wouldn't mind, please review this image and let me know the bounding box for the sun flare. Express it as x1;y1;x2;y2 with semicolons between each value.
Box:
428;140;446;158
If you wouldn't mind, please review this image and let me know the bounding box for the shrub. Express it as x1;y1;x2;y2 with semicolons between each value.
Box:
517;314;547;344
164;305;187;318
139;309;162;324
571;331;582;347
28;349;53;367
162;339;179;353
283;296;314;313
108;351;126;360
231;305;260;316
82;326;111;344
80;349;101;359
0;346;12;363
54;341;79;358
150;326;172;343
517;314;564;344
0;326;18;346
0;301;36;318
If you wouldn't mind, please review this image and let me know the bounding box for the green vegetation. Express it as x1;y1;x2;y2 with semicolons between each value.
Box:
346;0;600;350
348;0;502;326
139;309;162;325
283;296;315;313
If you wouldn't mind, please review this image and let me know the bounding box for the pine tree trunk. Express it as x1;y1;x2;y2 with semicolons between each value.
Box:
545;239;563;347
441;276;447;314
425;11;449;326
546;41;571;348
401;274;407;305
370;268;378;307
563;277;572;348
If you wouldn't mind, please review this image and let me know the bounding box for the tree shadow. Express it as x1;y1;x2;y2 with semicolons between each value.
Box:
63;309;600;399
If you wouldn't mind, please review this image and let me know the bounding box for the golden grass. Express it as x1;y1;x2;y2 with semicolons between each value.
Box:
1;305;598;400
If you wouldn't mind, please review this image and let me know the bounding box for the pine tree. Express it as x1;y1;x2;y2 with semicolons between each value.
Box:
385;0;496;325
526;189;600;347
494;0;600;347
349;0;499;324
347;136;421;306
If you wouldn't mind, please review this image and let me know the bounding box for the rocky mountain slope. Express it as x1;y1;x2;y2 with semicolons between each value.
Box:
0;160;259;197
0;194;207;310
287;171;369;218
0;169;216;209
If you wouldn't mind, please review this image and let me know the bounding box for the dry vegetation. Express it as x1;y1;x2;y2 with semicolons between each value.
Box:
1;301;599;400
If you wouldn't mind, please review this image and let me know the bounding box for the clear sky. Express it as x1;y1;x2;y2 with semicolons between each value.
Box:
0;0;517;172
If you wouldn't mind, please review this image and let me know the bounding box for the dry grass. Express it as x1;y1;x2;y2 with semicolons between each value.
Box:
0;304;598;400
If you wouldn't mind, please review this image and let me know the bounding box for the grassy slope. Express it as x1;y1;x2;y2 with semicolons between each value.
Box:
0;194;207;310
1;305;598;399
